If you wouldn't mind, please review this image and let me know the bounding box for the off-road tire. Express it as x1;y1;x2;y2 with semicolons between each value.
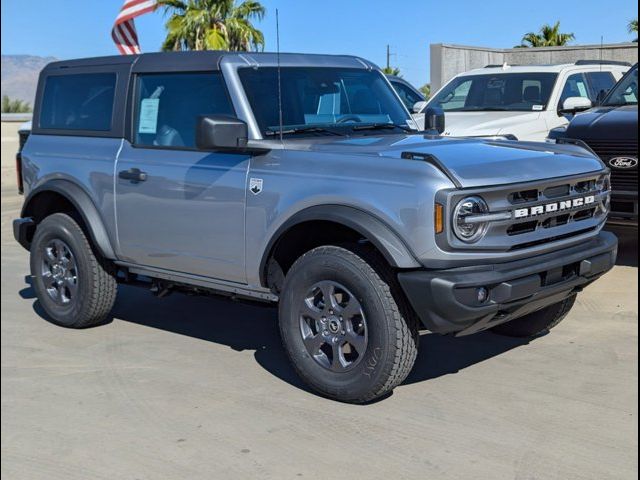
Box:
30;213;117;328
278;245;419;403
490;294;577;338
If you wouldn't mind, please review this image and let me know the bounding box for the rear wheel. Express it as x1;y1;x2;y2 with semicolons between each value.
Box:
490;295;577;338
30;213;117;328
278;245;419;403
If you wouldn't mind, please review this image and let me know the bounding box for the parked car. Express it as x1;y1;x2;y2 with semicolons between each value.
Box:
548;64;638;226
386;75;426;111
14;52;616;403
421;61;629;141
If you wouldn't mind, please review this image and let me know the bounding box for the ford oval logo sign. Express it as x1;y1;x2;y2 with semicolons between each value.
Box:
609;157;638;169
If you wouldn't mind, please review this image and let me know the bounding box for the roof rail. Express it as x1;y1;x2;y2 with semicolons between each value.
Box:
484;64;521;68
575;60;632;66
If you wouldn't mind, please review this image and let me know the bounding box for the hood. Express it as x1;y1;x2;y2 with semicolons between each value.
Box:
566;105;638;141
285;134;605;188
440;111;541;137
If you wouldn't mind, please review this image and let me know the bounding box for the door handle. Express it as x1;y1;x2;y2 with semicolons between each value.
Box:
119;168;148;183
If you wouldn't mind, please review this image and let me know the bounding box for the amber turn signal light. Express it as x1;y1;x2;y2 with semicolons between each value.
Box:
434;203;444;234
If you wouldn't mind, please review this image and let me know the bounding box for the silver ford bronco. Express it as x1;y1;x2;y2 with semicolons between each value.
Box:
14;51;617;403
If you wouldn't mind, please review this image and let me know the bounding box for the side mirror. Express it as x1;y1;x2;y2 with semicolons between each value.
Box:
196;115;248;151
412;100;428;114
560;97;593;114
423;106;445;134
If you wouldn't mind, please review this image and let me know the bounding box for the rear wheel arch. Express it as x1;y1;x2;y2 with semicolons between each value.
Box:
260;205;421;291
21;180;116;260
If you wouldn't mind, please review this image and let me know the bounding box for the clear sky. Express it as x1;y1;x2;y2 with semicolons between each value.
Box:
1;0;637;87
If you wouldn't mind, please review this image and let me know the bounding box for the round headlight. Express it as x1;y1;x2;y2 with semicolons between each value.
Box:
453;196;490;243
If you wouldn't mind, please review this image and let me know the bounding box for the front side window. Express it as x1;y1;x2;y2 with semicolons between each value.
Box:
239;67;411;137
603;66;638;106
390;80;423;110
40;73;116;131
559;73;590;106
134;72;234;148
585;72;616;103
430;73;558;112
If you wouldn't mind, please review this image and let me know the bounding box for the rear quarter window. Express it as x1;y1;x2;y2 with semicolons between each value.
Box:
39;73;116;131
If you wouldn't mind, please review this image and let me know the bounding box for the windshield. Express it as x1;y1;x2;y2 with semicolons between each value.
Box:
603;65;638;106
239;67;412;136
430;72;558;112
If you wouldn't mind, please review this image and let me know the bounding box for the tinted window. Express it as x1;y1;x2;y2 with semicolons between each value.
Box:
430;73;557;111
134;72;234;148
40;73;116;131
603;65;638;106
586;72;616;103
390;80;424;110
559;73;590;106
239;67;410;136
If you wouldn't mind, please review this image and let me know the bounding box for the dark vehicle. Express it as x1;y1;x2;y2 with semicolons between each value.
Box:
548;64;638;226
387;75;425;111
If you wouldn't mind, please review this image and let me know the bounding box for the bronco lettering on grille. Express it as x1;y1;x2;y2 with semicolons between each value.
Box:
513;195;596;219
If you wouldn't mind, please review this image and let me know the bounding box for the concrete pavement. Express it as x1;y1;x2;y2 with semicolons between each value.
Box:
1;122;638;479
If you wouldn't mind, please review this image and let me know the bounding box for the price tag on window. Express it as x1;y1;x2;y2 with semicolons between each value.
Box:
577;83;589;98
138;98;160;134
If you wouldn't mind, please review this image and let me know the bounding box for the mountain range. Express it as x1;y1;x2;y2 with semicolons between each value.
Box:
1;55;57;106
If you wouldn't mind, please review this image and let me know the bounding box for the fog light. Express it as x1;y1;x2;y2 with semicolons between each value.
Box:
477;287;489;303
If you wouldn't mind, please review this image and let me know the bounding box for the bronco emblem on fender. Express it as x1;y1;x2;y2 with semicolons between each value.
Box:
608;157;638;169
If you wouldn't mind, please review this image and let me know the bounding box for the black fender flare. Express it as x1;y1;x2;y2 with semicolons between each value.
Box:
259;205;421;284
21;180;117;259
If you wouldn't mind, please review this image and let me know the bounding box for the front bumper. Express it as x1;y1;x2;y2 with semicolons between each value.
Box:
398;231;618;336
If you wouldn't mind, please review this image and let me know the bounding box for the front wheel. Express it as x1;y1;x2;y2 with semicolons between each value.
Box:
490;295;577;338
278;245;419;403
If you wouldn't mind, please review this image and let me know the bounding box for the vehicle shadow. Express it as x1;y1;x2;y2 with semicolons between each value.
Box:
605;225;638;267
22;277;531;398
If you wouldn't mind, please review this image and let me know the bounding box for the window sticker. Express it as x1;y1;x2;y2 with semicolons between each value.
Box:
577;83;589;98
532;105;544;111
138;98;160;134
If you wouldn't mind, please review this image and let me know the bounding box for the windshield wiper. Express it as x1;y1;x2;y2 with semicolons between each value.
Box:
351;123;414;132
265;126;345;137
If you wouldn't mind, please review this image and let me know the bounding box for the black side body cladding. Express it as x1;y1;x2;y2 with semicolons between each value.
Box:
260;205;422;286
19;180;117;259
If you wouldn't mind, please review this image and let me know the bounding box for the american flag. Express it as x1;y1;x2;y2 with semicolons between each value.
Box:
112;0;157;55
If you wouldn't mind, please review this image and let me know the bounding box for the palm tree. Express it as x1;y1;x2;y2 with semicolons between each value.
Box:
382;66;401;76
158;0;266;52
629;18;638;42
518;21;575;48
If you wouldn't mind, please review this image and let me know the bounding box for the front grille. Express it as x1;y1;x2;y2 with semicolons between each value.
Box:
585;139;638;192
443;172;610;253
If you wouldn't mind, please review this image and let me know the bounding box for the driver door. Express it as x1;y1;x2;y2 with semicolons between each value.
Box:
114;71;249;284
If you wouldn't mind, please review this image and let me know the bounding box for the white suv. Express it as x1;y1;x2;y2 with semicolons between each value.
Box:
421;61;629;141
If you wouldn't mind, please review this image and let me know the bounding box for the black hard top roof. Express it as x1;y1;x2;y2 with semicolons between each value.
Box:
43;51;375;73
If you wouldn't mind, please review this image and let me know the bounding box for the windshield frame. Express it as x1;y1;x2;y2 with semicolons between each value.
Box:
428;71;560;113
602;64;638;107
237;66;415;139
